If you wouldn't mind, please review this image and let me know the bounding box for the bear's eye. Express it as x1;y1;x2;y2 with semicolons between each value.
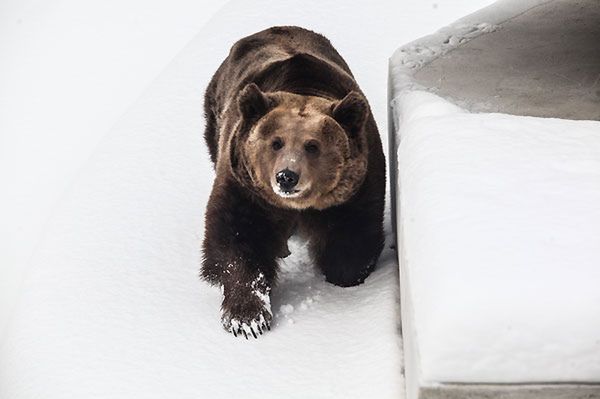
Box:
271;138;284;151
304;141;320;155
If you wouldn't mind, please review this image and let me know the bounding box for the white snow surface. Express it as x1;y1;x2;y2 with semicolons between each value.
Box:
394;90;600;386
0;0;229;331
0;0;500;397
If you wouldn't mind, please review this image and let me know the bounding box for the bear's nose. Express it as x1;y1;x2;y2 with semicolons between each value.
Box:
276;169;299;191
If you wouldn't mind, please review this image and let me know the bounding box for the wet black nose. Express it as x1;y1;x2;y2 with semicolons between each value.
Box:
276;169;299;191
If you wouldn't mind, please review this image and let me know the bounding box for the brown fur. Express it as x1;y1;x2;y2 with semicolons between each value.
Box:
201;26;385;338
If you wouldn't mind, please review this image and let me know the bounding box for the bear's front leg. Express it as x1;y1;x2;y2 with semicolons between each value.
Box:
309;202;385;287
201;178;290;338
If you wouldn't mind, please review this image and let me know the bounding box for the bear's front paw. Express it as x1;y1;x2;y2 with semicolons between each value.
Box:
325;259;377;287
221;280;273;339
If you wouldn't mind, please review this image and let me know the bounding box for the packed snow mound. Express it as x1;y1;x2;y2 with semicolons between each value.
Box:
394;90;600;385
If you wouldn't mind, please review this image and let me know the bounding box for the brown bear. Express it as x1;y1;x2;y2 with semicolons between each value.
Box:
201;26;385;339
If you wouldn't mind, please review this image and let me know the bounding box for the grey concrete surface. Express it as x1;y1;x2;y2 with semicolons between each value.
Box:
422;384;600;399
413;0;600;120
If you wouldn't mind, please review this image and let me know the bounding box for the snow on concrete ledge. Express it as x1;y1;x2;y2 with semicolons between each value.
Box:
389;1;600;398
394;90;600;396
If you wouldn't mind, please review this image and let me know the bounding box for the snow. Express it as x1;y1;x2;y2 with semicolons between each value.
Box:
393;90;600;389
0;0;229;337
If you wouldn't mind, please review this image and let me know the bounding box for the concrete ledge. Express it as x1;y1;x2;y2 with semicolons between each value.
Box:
412;0;600;120
422;384;600;399
389;1;600;398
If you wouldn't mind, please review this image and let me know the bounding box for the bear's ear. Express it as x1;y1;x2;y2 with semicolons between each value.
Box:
238;83;272;122
331;91;368;137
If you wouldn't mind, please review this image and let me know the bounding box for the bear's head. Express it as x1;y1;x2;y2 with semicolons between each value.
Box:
229;83;369;210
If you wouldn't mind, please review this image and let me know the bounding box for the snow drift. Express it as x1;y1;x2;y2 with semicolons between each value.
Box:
393;90;600;393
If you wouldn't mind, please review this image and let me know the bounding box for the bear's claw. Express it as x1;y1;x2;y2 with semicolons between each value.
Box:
223;312;271;339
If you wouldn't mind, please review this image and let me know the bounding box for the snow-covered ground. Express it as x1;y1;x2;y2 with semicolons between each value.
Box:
0;0;498;397
0;0;228;335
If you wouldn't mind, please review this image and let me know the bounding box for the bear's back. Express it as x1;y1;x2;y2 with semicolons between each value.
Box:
229;26;353;79
215;26;358;106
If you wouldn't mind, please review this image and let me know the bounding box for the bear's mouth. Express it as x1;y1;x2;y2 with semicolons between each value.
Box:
271;182;309;199
278;189;301;197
